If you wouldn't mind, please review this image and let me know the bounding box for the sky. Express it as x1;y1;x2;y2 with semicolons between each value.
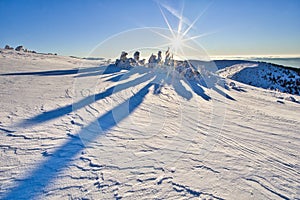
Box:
1;0;300;58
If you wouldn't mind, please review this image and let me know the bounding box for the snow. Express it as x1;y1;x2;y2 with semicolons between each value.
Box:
217;61;300;95
0;49;299;199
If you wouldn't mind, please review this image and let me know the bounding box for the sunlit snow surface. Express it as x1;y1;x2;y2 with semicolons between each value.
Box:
0;50;299;199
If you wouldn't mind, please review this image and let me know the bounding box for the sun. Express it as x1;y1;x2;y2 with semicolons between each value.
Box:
170;34;184;54
126;1;213;60
148;1;214;60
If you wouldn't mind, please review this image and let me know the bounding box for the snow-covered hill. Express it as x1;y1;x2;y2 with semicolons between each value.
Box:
216;60;300;95
0;50;299;199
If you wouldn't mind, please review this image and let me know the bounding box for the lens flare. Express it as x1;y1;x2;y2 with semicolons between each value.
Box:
152;1;214;60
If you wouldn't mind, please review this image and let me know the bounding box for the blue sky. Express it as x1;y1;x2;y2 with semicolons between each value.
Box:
1;0;300;58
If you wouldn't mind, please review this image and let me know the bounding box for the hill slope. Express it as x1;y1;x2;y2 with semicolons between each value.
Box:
217;61;300;95
0;50;299;199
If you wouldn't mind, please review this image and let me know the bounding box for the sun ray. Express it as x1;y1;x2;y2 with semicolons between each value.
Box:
149;28;173;41
182;15;201;37
159;1;192;32
178;45;186;59
181;42;201;52
149;27;185;56
177;2;185;35
149;1;214;61
181;31;218;43
182;2;213;37
158;3;176;38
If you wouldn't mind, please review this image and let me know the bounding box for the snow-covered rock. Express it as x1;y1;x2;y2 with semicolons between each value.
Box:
4;45;13;50
15;45;25;51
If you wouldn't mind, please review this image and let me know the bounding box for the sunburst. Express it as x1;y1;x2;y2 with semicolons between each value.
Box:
151;1;213;59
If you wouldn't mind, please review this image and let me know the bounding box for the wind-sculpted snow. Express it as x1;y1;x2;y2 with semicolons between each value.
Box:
0;50;299;199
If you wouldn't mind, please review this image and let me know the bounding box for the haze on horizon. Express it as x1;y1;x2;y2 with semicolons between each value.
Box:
1;0;300;58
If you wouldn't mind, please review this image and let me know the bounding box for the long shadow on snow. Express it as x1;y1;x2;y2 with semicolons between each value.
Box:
16;65;234;127
201;74;236;101
17;68;156;127
185;80;211;101
3;78;159;200
6;65;233;199
0;64;120;77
